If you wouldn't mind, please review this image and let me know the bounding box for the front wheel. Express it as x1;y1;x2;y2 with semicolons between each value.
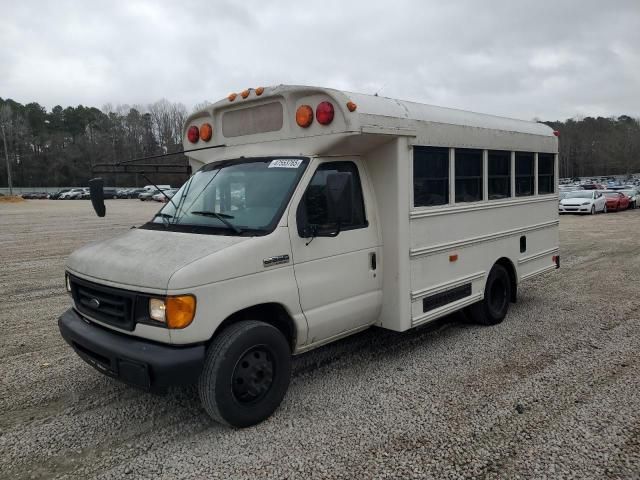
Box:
198;321;291;428
591;205;595;215
465;264;512;326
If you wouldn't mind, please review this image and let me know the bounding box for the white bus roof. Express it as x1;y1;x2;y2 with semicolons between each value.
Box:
345;89;552;136
183;85;556;164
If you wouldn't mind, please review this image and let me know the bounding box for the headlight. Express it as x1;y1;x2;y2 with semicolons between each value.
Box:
581;201;590;205
149;295;196;329
65;273;72;294
149;298;166;323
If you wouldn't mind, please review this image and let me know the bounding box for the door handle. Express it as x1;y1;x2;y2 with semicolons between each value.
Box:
370;252;377;270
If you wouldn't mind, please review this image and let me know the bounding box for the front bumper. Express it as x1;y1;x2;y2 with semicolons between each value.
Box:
559;205;590;213
58;308;205;391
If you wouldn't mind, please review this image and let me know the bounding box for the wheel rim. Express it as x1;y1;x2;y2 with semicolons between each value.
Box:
489;277;507;314
232;346;275;404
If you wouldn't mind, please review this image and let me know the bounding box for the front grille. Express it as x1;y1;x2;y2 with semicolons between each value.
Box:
69;275;135;331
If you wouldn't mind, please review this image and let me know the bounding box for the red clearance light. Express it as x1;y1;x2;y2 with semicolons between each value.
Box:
316;101;334;125
200;123;213;142
553;130;560;137
187;125;199;143
296;105;314;128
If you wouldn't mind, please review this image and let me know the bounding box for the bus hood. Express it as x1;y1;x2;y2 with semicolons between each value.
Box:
65;228;250;291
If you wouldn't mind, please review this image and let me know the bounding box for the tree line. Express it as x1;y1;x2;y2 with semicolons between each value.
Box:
0;98;197;191
1;97;639;191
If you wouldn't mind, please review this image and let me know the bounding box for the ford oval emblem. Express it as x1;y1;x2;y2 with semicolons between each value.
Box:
88;298;101;309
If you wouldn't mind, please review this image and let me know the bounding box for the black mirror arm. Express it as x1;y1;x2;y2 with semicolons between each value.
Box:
304;224;318;246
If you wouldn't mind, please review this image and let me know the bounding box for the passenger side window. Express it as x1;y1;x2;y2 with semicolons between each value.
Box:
538;153;555;194
298;161;367;235
455;148;483;202
488;150;511;199
515;152;534;196
414;146;449;206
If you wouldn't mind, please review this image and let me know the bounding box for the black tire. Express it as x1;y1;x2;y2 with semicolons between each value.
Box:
198;321;291;428
603;204;608;213
590;205;595;215
465;264;512;326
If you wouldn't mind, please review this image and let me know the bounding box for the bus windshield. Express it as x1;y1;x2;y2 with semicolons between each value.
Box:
151;157;308;235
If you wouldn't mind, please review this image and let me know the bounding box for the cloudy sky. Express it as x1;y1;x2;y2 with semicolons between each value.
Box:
1;0;639;121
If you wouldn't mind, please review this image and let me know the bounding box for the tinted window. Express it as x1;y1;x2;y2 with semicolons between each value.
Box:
515;152;534;197
298;161;367;234
414;146;449;206
488;150;511;200
538;153;555;194
455;149;483;202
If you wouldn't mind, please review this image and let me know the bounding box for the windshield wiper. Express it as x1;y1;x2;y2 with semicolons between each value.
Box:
153;212;174;228
190;211;242;233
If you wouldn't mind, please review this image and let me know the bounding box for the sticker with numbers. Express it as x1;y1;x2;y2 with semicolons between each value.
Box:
268;159;303;168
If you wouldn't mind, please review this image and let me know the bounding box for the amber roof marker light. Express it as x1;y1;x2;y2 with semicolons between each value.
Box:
255;87;264;96
228;93;238;102
200;123;213;142
296;105;314;128
241;89;250;99
347;101;357;112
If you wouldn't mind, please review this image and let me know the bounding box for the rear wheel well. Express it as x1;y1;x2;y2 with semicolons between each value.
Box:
495;257;517;303
212;303;297;352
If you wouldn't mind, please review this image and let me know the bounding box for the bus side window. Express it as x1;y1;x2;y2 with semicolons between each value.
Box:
488;150;511;200
414;146;449;206
538;153;555;194
515;152;534;197
455;148;483;203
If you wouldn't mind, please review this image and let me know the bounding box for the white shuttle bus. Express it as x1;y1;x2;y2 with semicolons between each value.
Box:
59;85;559;427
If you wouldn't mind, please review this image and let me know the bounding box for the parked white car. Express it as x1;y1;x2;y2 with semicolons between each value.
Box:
60;188;87;200
559;190;606;214
152;189;178;202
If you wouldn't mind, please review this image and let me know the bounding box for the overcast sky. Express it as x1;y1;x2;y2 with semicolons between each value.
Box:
1;0;639;121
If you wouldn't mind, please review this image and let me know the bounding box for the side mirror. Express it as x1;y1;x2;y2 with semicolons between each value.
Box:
89;178;106;217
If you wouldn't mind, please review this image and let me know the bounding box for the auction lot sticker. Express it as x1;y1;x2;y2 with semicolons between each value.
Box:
268;159;303;168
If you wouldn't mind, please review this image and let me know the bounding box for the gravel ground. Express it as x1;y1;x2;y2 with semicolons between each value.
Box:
1;200;639;479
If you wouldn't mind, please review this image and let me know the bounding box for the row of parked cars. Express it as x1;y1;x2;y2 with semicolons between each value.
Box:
21;186;178;202
558;184;640;214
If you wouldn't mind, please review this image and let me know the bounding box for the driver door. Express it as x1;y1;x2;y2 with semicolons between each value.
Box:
288;159;382;346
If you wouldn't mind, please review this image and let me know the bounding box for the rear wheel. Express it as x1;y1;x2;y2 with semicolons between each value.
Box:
465;264;511;326
198;321;291;428
603;204;608;213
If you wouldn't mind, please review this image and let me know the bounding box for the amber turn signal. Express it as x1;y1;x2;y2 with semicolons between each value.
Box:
166;295;197;329
200;123;213;142
296;105;314;128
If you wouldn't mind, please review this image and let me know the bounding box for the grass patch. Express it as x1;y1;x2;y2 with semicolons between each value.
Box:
0;195;25;203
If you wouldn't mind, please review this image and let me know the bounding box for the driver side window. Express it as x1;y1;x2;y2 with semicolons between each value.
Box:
297;161;367;236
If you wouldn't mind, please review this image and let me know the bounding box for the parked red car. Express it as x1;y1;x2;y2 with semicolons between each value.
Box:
603;191;630;211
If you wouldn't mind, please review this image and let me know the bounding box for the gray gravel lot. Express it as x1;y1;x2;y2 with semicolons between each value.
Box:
1;199;639;479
